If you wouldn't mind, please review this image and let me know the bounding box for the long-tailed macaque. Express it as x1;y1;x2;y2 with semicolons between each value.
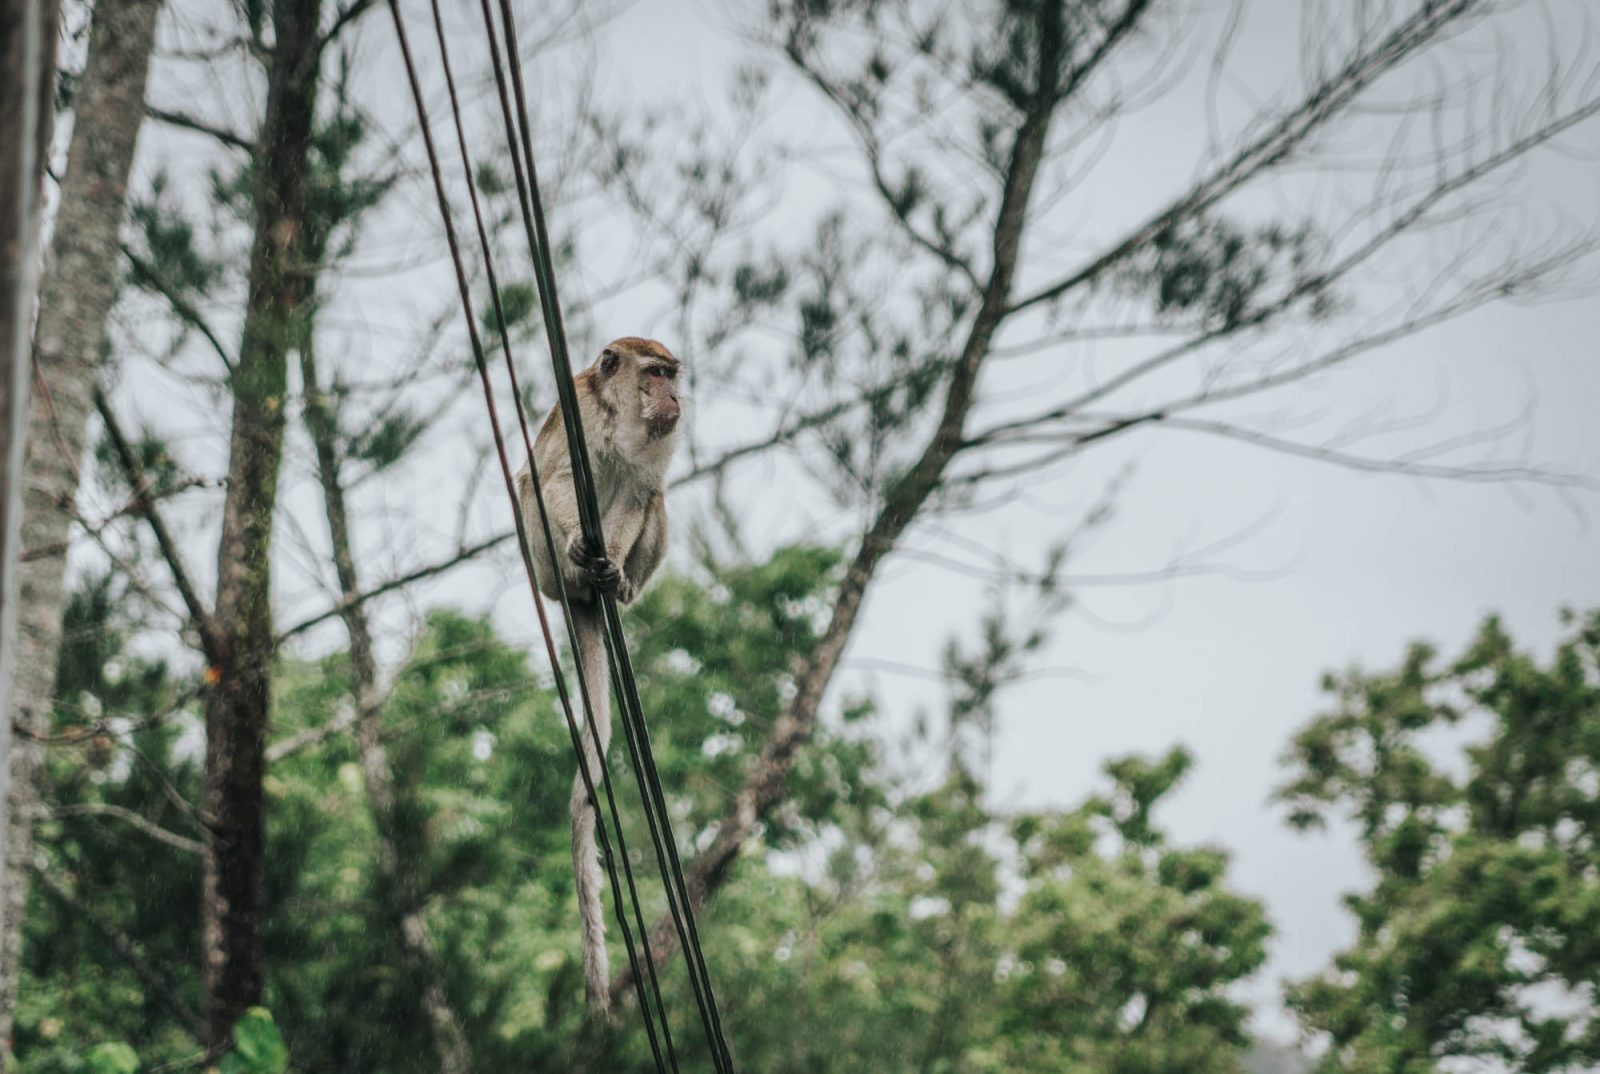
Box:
515;336;681;1015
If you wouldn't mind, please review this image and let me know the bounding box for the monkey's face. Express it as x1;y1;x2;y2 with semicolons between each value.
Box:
600;337;681;439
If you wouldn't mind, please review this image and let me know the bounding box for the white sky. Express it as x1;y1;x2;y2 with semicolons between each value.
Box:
101;0;1600;1044
588;0;1600;1043
581;0;1600;1036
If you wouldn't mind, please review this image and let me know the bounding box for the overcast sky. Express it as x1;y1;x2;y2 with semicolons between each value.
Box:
582;0;1600;1036
111;0;1600;1041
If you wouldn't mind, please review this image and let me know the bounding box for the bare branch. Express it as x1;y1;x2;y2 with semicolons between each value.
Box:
17;683;202;745
21;474;222;563
978;89;1600;443
93;387;222;661
778;46;981;288
898;505;1291;588
1007;0;1486;316
145;106;253;152
50;802;204;854
266;705;356;763
972;230;1596;460
670;366;954;489
318;0;380;53
122;243;237;372
1135;413;1597;487
989;320;1202;359
274;530;514;645
844;655;1094;685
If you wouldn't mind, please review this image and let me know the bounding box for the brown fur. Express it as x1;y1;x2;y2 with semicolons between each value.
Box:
513;337;681;1016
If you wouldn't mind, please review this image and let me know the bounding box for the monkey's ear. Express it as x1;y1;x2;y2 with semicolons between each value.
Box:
599;348;621;377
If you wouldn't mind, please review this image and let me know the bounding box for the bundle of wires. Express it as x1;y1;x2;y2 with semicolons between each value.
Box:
384;2;735;1069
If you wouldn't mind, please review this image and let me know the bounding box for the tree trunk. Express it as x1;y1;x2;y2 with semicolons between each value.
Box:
0;4;58;1021
201;0;320;1050
0;0;162;1052
299;347;472;1074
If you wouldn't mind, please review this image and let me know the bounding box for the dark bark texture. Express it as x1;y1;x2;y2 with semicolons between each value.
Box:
2;0;152;1060
200;0;320;1049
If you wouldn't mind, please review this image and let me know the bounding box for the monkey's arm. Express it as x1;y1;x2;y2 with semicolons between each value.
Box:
617;492;667;603
569;489;653;605
600;487;650;561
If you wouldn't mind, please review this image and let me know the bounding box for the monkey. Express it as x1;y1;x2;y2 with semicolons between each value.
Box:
514;336;681;1016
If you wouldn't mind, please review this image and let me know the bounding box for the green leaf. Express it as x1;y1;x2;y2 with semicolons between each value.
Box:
348;409;428;471
220;1007;289;1074
86;1042;141;1074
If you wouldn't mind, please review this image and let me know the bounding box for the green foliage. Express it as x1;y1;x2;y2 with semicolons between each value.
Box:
1112;215;1332;330
730;259;789;310
14;573;199;1073
83;1043;138;1074
783;213;962;503
345;407;430;472
700;743;1267;1074
997;748;1269;1074
303;90;396;265
220;1009;289;1074
475;161;508;196
208;74;392;270
1279;610;1600;1073
481;280;541;340
91;426;187;502
127;171;223;302
20;547;1269;1072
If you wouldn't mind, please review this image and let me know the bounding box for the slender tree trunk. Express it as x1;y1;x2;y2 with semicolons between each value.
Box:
0;0;162;1052
201;0;320;1049
299;347;472;1074
0;4;58;1010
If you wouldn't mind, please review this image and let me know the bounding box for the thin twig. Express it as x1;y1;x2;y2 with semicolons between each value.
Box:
275;531;513;644
93;387;222;660
145;106;253;152
122;243;237;371
50;802;204;854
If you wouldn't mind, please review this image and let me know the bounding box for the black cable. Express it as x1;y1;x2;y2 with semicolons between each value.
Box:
445;0;683;1062
489;3;736;1068
383;4;669;1069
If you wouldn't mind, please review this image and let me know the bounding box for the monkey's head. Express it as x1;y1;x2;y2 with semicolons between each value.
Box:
595;336;682;440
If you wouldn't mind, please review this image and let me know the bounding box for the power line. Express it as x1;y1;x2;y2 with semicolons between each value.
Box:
486;0;737;1065
388;0;740;1067
422;0;681;1061
382;3;672;1069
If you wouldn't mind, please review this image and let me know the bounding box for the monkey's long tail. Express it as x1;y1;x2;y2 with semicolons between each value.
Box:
568;599;614;1017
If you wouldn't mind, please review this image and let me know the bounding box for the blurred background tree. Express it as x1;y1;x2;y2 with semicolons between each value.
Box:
5;0;1599;1070
1280;609;1600;1074
17;548;1279;1072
